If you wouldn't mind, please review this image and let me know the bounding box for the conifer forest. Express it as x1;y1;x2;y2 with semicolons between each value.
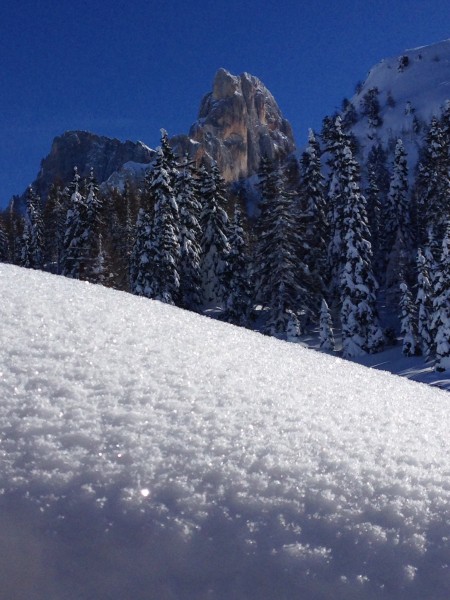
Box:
3;109;450;373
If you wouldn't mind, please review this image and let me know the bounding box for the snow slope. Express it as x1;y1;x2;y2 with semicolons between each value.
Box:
1;264;450;599
349;39;450;166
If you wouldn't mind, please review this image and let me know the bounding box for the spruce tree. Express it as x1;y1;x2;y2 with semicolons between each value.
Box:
416;248;433;358
326;116;354;300
0;219;9;262
130;207;154;296
431;222;450;371
61;167;103;282
384;139;410;255
360;87;383;128
399;281;419;356
6;197;22;266
43;183;65;273
365;167;382;275
253;163;312;336
175;157;202;311
414;116;450;247
338;145;383;358
21;186;44;270
301;129;328;293
199;162;231;307
83;168;104;283
61;168;86;278
383;139;412;308
222;204;251;326
145;135;180;304
319;298;335;351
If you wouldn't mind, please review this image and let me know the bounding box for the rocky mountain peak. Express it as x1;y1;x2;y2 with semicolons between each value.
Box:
172;68;295;182
25;69;295;200
32;131;154;199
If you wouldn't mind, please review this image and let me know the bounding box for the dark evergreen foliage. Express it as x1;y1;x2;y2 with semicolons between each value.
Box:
222;204;251;325
0;219;9;262
253;163;312;336
175;157;202;311
199;162;231;307
416;248;433;358
144;133;180;304
360;87;383;128
399;281;420;356
21;186;44;270
301;129;328;296
431;222;450;371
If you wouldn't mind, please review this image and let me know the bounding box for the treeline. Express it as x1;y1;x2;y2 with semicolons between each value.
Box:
2;113;450;371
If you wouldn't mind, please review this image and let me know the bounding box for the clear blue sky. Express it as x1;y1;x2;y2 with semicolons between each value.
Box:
1;0;450;207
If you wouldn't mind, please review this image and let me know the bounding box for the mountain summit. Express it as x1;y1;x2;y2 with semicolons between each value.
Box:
25;69;295;200
172;68;295;181
344;38;450;165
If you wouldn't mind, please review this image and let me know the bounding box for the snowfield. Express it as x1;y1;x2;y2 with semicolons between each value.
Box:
1;264;450;599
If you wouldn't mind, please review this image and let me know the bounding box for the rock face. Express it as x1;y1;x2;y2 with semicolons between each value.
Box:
172;68;296;181
33;131;154;198
27;69;295;200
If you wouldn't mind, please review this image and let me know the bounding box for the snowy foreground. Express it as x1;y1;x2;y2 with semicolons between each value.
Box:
1;265;450;599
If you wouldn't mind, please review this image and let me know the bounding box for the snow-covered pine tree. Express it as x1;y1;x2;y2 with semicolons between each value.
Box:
431;221;450;371
145;132;180;305
301;129;328;291
199;161;231;307
319;298;335;351
414;116;450;248
43;183;65;273
326;116;354;301
21;185;44;270
385;227;410;311
91;233;107;285
61;167;104;282
5;197;22;265
61;168;87;279
175;156;202;311
82;168;104;283
360;87;383;128
423;239;439;348
253;162;312;336
399;281;420;356
383;139;413;309
222;204;251;326
0;219;9;262
366;143;390;197
338;144;384;358
365;167;382;275
129;206;154;296
416;248;433;358
384;139;410;256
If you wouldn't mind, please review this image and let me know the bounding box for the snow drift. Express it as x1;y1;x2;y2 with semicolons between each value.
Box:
1;264;450;599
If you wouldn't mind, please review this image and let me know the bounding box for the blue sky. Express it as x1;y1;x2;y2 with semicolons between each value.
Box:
1;0;450;207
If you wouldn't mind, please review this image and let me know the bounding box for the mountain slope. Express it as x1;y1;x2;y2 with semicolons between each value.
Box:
24;69;295;201
347;39;450;165
1;265;450;599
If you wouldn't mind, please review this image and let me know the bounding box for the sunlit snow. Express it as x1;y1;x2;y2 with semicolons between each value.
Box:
351;39;450;169
1;264;450;599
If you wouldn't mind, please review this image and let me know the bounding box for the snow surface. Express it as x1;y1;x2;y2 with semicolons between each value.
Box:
102;159;153;193
1;264;450;599
350;39;450;167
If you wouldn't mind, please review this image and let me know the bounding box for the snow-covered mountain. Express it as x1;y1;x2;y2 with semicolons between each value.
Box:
1;264;450;599
345;39;450;167
20;40;450;202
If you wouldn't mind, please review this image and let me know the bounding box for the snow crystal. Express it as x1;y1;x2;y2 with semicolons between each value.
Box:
1;264;450;599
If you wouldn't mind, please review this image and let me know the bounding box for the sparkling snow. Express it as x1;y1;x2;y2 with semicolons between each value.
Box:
1;264;450;599
351;39;450;169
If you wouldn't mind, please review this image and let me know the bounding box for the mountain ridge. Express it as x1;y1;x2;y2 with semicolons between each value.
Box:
24;68;296;202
